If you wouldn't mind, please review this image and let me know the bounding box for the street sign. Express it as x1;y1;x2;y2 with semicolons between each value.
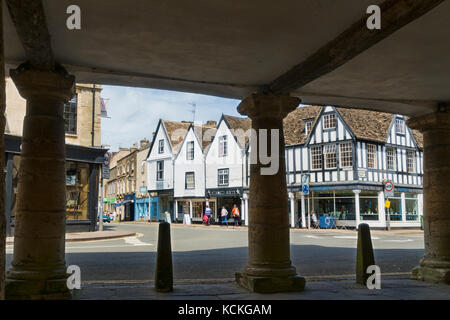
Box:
140;186;147;193
302;184;309;195
384;180;394;198
102;152;111;179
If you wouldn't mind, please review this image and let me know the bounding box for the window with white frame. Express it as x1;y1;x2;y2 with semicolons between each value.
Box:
395;118;405;134
158;139;164;154
310;146;322;170
305;120;313;136
156;160;164;181
407;150;416;173
387;147;396;171
340;142;353;168
219;135;228;157
218;168;229;186
324;144;337;169
187;141;194;160
323;114;336;129
185;172;195;189
367;144;377;169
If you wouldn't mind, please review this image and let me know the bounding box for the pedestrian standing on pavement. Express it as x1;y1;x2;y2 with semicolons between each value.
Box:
232;204;240;227
221;206;228;226
205;204;212;226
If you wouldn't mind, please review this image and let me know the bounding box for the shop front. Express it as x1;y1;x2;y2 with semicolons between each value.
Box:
5;134;107;233
135;197;150;221
157;191;174;221
175;198;211;223
206;187;243;224
298;185;422;229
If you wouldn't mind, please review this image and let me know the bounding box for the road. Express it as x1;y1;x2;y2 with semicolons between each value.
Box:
5;223;425;282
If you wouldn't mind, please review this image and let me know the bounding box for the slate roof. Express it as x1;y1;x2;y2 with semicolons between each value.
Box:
223;115;252;148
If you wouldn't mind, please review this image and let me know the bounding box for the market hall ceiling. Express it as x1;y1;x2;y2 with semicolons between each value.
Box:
3;0;450;117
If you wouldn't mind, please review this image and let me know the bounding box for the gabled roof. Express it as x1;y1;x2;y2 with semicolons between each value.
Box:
283;105;322;145
223;115;252;148
161;120;191;154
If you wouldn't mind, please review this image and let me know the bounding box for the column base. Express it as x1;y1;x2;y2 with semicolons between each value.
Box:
411;259;450;285
235;272;306;293
5;278;71;300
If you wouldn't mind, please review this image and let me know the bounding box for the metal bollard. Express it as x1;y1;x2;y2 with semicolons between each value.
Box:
356;223;375;285
155;222;173;292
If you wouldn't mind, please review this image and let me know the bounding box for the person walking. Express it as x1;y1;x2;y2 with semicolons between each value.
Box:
232;204;240;227
220;206;228;226
205;204;212;226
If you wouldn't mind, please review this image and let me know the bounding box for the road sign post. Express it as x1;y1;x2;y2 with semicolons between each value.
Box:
383;180;395;231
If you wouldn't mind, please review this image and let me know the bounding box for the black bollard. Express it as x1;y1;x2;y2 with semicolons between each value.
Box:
155;222;173;292
356;223;376;285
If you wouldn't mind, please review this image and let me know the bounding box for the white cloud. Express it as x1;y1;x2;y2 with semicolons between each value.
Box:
100;85;241;151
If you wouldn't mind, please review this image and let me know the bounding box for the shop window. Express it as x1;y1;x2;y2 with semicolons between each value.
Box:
192;201;204;218
405;193;419;221
64;94;77;134
387;193;402;221
66;161;90;220
360;191;379;221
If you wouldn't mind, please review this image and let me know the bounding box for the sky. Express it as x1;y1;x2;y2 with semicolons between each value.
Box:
100;85;241;152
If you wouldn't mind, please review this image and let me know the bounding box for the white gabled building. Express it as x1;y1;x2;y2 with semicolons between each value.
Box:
205;115;251;224
173;122;216;223
146;119;190;221
283;106;424;229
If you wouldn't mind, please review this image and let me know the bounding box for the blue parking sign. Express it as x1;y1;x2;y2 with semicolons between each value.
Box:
302;184;309;195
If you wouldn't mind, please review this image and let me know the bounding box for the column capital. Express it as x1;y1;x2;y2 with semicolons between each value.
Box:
407;111;450;132
353;190;361;194
10;63;75;102
237;93;300;121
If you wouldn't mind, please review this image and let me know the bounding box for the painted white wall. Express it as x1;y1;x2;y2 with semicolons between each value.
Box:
174;127;206;198
147;121;174;191
205;120;245;189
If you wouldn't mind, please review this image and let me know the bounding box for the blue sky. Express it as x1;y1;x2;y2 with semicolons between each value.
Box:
100;85;241;152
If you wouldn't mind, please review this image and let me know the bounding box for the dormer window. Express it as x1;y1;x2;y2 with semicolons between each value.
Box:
395;118;405;135
323;114;336;129
158;139;164;153
305;120;313;136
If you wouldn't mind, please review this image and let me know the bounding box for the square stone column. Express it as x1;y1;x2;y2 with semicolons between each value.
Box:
235;93;305;293
5;64;75;299
408;111;450;285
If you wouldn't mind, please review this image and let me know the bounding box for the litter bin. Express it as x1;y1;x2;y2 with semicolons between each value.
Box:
320;216;335;229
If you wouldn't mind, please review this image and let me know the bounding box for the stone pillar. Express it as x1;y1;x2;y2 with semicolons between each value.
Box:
401;192;407;223
5;65;75;299
353;190;361;228
235;93;305;293
408;111;450;284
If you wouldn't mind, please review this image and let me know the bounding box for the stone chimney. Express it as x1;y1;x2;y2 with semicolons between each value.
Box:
140;138;150;148
206;120;217;127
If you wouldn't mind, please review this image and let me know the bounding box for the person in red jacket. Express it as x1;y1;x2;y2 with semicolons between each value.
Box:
232;204;240;227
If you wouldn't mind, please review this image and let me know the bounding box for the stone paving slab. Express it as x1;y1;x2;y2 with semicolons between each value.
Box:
72;275;449;300
6;230;137;245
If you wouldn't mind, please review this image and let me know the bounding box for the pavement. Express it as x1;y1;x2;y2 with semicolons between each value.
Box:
73;274;450;300
5;229;137;245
